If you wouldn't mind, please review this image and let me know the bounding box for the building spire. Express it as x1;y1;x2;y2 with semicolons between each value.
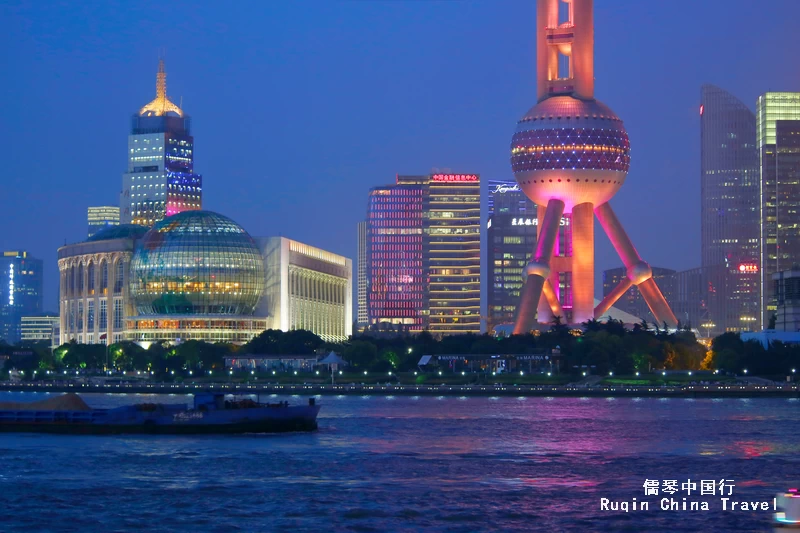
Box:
139;58;183;117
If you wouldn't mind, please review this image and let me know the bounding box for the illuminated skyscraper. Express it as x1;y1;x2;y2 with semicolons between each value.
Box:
486;180;538;332
366;176;426;331
120;60;202;227
511;0;676;332
487;214;539;332
425;173;481;334
357;220;368;328
758;92;800;326
487;179;536;216
0;251;43;344
87;206;120;238
700;85;760;332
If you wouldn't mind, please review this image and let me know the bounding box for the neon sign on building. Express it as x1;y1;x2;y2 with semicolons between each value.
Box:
492;183;521;194
738;263;758;274
431;174;479;183
511;217;569;227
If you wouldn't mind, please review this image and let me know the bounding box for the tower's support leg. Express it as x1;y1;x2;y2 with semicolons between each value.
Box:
513;199;565;334
542;279;564;318
594;278;633;319
537;204;556;325
594;202;678;327
571;202;594;324
638;278;679;328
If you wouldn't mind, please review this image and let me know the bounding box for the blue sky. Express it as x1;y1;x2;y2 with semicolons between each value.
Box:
2;0;800;311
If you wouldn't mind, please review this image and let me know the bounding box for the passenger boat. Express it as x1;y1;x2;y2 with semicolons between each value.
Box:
776;489;800;530
0;393;320;434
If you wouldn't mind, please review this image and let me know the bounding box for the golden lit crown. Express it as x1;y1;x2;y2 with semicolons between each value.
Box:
139;59;183;117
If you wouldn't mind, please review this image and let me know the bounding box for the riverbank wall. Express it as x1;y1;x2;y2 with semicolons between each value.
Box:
1;381;798;398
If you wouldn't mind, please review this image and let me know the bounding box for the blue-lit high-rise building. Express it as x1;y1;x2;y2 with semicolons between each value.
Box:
700;85;760;333
0;251;43;344
120;59;202;227
486;179;538;332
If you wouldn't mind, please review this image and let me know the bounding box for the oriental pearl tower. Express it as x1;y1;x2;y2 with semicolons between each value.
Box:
511;0;677;333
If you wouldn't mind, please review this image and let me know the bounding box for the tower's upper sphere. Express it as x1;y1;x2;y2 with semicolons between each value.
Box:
510;96;630;211
130;211;265;316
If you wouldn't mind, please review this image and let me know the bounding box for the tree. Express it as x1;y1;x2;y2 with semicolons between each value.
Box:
768;313;777;330
343;340;378;368
582;318;602;332
280;330;324;355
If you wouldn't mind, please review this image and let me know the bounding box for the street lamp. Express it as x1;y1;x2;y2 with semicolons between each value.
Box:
743;369;748;375
635;372;640;377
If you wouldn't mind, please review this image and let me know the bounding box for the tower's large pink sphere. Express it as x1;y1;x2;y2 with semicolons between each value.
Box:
510;96;630;211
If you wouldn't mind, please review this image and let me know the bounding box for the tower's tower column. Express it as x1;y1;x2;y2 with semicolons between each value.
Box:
570;0;594;100
536;0;594;101
536;0;560;101
571;202;594;323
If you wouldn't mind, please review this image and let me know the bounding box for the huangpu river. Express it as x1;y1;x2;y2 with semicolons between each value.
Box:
0;391;797;532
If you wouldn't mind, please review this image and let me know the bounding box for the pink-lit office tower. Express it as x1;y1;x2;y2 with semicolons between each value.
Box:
511;0;677;333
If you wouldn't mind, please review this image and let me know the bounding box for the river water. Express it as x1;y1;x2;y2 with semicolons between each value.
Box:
0;391;797;532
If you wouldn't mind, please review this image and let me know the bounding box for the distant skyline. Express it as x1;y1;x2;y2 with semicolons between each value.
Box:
3;0;800;311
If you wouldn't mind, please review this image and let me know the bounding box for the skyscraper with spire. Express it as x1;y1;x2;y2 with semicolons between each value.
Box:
120;59;202;226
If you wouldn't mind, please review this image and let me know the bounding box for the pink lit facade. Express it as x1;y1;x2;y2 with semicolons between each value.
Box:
511;0;677;332
366;177;426;331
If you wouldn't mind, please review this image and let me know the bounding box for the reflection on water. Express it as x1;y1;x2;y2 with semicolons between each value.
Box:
0;392;797;532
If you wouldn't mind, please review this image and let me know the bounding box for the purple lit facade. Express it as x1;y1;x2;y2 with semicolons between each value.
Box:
366;176;426;331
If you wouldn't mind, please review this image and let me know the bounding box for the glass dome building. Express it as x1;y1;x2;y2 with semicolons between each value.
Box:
126;211;267;343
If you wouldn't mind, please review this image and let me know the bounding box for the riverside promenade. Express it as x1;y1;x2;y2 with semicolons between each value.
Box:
1;380;798;398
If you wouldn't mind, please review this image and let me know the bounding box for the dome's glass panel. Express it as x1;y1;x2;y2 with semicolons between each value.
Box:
129;211;264;316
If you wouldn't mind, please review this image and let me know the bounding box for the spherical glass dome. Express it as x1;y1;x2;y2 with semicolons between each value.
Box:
511;96;630;174
130;211;265;316
510;96;631;210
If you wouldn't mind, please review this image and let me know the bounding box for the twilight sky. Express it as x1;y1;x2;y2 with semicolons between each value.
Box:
2;0;800;312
